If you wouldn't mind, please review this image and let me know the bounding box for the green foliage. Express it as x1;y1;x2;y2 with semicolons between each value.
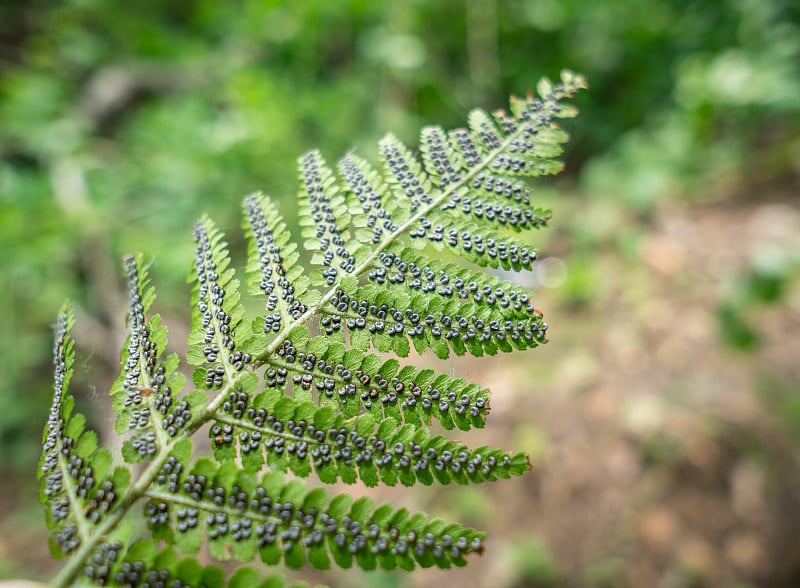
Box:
38;71;586;586
717;245;800;350
507;536;562;587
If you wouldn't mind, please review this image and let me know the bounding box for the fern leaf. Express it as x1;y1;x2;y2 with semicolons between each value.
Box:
339;153;399;246
188;218;253;386
321;278;545;359
144;463;485;571
437;216;537;270
243;193;316;337
40;304;130;558
262;333;490;428
41;71;587;587
419;126;464;190
379;134;436;220
368;245;542;319
208;381;527;485
110;256;192;464
298;150;358;287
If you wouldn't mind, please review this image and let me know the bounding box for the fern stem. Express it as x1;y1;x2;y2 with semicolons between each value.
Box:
214;414;312;444
143;489;275;523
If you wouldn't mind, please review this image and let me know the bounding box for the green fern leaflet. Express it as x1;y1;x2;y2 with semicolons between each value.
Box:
40;70;587;587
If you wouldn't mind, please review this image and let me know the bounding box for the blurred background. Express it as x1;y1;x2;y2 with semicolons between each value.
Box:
1;0;799;586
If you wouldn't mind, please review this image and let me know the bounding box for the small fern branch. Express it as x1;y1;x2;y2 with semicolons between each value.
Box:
254;69;586;365
208;393;528;486
111;255;189;462
141;460;485;571
259;342;491;428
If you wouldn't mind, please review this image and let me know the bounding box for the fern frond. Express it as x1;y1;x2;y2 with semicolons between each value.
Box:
243;193;317;336
188;218;254;383
367;245;541;318
144;461;485;571
339;153;399;246
110;256;191;463
40;304;130;557
207;377;526;485
261;328;490;429
41;71;587;587
383;72;580;271
298;151;360;287
321;276;545;359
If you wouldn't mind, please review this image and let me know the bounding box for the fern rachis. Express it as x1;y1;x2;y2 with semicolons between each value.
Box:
40;70;586;587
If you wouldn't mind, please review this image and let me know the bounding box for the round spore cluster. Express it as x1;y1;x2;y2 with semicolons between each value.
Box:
162;400;192;437
131;431;157;458
112;559;201;588
145;499;170;527
54;523;80;554
83;541;121;585
220;382;250;418
156;456;183;493
274;338;298;362
85;480;118;523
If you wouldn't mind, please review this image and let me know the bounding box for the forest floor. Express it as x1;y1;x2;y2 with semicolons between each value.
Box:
1;194;799;588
